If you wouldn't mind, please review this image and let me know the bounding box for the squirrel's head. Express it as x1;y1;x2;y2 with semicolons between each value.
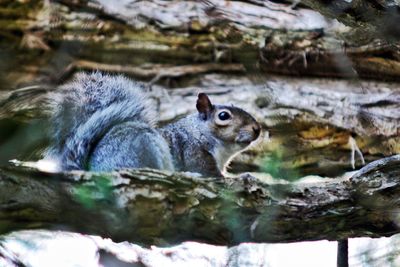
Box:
196;93;261;148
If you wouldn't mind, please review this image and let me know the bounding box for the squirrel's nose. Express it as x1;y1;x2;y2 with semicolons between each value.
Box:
252;125;261;138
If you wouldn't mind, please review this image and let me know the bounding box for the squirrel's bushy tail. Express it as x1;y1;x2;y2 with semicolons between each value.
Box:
45;72;155;170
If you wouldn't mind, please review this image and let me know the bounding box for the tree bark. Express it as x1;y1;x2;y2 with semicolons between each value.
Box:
1;155;400;245
0;1;399;263
1;74;399;176
0;0;399;90
300;0;400;41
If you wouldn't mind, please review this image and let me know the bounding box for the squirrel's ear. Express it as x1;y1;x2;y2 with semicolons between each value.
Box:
196;93;213;119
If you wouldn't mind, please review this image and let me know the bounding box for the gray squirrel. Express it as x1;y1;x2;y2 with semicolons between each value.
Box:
45;72;261;177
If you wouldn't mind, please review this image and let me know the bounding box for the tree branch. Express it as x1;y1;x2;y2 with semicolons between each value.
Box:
1;155;400;245
1;74;399;176
0;229;277;267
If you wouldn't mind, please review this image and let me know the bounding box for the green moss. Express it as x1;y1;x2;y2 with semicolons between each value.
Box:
73;175;113;209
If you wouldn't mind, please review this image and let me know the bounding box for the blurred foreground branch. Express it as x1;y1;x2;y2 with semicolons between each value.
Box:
0;230;273;267
1;155;400;245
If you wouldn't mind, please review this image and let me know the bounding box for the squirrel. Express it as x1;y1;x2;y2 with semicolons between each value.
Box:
44;72;261;177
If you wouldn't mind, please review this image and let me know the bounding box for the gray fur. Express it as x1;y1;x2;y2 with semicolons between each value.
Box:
160;114;221;176
159;114;248;177
46;72;261;176
89;121;174;171
45;72;155;170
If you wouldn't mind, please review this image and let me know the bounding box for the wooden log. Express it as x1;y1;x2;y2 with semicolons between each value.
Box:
1;155;400;245
0;0;400;90
301;0;400;41
1;74;399;176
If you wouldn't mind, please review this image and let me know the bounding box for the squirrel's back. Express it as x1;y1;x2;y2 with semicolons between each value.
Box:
46;72;155;170
45;72;262;175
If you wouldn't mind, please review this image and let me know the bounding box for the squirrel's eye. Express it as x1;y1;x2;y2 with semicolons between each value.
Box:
218;111;231;121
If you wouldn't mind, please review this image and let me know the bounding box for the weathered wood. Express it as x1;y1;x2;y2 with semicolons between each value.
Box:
154;75;400;175
66;60;246;84
300;0;400;41
261;32;400;80
1;0;400;90
1;74;399;176
0;3;398;264
1;155;400;245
